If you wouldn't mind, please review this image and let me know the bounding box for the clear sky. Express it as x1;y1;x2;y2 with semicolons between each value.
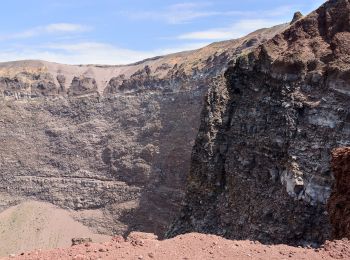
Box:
0;0;325;65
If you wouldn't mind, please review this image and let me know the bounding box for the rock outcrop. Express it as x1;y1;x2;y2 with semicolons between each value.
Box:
68;76;99;96
0;25;287;239
168;0;350;246
71;238;93;246
328;147;350;239
290;12;303;25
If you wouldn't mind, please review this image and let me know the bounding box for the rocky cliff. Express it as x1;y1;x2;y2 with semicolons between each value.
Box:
0;25;287;238
168;0;350;245
328;147;350;239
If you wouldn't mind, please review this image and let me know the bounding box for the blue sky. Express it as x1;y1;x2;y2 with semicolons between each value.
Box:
0;0;325;65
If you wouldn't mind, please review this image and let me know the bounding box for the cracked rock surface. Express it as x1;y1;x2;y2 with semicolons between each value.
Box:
328;147;350;240
168;0;350;246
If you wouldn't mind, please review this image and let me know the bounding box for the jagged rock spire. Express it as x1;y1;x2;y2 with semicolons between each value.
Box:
290;11;303;24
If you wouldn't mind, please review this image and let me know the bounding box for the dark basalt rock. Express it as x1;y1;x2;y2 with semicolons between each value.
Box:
68;76;99;96
327;147;350;240
57;74;67;95
168;0;350;246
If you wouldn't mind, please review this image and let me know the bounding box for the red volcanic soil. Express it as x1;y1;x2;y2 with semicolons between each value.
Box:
2;232;350;260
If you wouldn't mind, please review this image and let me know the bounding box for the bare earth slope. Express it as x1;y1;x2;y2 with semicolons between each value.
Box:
0;21;287;250
0;201;110;257
168;0;350;245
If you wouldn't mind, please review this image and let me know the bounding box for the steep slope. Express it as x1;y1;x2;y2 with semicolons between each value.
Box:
168;0;350;245
0;24;287;241
0;201;109;257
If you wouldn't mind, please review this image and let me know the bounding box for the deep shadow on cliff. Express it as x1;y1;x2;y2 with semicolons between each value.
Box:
168;0;350;246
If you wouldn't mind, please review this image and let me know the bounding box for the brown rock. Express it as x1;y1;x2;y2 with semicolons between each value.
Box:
72;238;93;246
327;147;350;239
290;12;303;24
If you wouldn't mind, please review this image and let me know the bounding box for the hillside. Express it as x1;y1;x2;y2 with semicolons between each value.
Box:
0;24;286;97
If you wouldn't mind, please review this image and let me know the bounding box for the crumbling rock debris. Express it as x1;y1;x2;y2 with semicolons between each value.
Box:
328;147;350;240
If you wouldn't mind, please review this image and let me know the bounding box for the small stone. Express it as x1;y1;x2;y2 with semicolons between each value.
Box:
72;238;92;246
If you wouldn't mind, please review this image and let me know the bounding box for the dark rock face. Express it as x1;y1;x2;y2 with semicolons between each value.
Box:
57;74;67;95
103;75;126;95
328;147;350;239
0;77;30;98
168;0;350;245
0;73;60;98
68;76;99;96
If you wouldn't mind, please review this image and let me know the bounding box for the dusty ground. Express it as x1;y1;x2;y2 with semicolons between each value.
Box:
2;232;350;260
0;201;110;257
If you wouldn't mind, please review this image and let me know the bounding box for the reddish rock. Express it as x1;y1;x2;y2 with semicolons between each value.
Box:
328;147;350;239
